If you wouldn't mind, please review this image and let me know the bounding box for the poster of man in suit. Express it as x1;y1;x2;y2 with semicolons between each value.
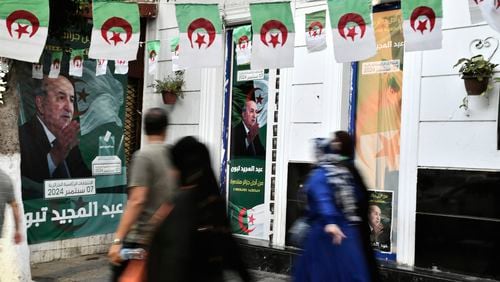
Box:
17;32;127;244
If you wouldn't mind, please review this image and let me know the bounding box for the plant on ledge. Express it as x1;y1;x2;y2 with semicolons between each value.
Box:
150;71;185;105
454;54;498;96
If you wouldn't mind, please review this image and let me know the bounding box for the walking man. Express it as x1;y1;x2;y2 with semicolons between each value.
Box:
0;168;22;246
108;108;176;281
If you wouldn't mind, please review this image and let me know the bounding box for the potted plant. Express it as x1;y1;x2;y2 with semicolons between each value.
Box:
454;54;498;96
150;71;185;104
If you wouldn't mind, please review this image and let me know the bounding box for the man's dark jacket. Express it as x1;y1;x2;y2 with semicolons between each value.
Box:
19;117;91;199
230;122;265;157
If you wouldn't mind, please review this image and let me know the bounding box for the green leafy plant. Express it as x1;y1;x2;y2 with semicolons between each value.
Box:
150;71;185;99
454;54;498;80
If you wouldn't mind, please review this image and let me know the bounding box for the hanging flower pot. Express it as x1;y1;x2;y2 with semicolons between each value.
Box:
161;90;177;105
462;76;490;96
149;71;185;105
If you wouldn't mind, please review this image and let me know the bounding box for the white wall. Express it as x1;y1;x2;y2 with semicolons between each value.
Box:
418;0;500;170
397;0;500;266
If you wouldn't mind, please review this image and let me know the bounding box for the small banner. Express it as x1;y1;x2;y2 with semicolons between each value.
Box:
89;0;140;61
96;59;108;76
402;0;443;52
478;0;500;33
175;4;224;68
305;10;327;52
69;49;85;77
233;25;252;65
146;40;160;75
0;0;49;62
250;2;295;69
328;0;376;62
32;63;43;79
48;51;62;78
170;36;182;72
114;59;128;75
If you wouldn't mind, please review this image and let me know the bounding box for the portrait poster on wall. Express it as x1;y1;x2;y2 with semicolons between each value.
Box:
18;27;127;244
227;42;269;239
367;190;393;253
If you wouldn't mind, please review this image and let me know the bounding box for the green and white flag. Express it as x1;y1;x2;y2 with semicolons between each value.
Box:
233;25;252;65
175;4;223;68
250;2;295;69
146;40;160;75
402;0;443;51
328;0;376;62
96;59;108;76
114;59;128;75
48;51;62;78
0;0;49;62
69;49;85;77
89;1;140;61
305;10;327;53
32;62;43;79
170;36;182;72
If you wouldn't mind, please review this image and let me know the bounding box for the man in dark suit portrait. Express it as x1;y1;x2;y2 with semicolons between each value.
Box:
19;75;91;199
231;99;265;157
368;204;391;251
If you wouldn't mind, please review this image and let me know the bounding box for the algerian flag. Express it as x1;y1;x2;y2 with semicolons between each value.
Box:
0;0;49;62
305;10;327;53
69;49;85;77
114;59;128;75
469;0;484;24
48;51;62;78
232;203;268;237
146;40;160;75
170;36;182;72
175;4;223;68
478;0;500;33
250;2;295;70
402;0;443;52
89;1;140;61
96;59;107;76
328;0;376;62
233;25;252;65
75;60;124;136
32;62;43;79
254;74;268;127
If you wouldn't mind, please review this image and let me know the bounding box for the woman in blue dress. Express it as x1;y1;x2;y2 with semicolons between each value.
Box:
293;133;378;282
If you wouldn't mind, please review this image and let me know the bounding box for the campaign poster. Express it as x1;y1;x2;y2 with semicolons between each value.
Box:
355;8;403;191
367;190;393;253
227;51;269;239
18;29;127;244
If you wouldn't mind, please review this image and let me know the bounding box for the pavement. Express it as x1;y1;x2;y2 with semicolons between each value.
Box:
31;254;290;282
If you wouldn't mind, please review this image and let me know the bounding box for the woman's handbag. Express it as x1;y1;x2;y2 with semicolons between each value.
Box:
288;216;311;247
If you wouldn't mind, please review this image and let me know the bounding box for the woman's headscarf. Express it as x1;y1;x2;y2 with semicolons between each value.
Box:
313;136;361;224
171;136;219;199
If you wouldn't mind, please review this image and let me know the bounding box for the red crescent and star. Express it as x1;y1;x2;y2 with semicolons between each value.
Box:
101;17;133;46
6;10;40;39
187;18;216;49
308;21;323;37
410;6;436;34
238;208;255;234
338;13;367;41
260;20;288;48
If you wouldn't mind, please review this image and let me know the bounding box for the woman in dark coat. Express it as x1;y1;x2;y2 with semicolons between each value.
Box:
147;136;251;282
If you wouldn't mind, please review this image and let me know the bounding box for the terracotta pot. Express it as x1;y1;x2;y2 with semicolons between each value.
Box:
462;76;490;96
161;90;177;104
